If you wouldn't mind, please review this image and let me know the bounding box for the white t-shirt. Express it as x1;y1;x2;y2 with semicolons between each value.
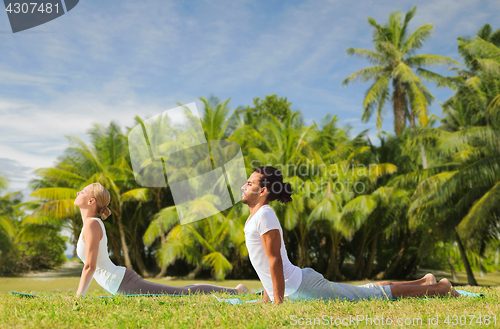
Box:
244;204;302;301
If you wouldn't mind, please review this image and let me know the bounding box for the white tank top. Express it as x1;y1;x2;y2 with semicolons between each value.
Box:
76;217;126;295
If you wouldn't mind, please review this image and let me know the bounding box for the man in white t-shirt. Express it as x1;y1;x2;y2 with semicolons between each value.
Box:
241;166;460;304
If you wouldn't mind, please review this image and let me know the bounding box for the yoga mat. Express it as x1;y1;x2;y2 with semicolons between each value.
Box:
212;294;260;305
11;291;188;298
455;289;485;298
388;289;486;301
214;289;486;304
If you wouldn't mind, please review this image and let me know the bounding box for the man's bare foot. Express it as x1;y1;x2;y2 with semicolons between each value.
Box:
235;284;249;294
450;288;461;297
437;278;460;297
423;273;437;285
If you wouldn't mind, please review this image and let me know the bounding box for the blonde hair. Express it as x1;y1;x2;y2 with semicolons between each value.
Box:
91;183;112;220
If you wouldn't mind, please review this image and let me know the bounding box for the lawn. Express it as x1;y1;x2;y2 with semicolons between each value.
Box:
1;275;499;328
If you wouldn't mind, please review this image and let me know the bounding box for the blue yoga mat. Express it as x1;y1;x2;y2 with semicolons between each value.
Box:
455;289;485;298
213;289;486;305
212;294;260;305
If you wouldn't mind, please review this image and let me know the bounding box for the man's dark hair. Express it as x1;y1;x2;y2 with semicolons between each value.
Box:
253;166;293;204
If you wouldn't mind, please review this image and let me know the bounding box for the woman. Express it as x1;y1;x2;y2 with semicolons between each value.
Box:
74;182;247;297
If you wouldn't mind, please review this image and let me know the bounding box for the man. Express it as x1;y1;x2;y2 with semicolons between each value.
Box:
241;166;459;304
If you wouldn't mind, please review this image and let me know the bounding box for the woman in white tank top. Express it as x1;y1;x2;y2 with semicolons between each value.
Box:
74;182;247;297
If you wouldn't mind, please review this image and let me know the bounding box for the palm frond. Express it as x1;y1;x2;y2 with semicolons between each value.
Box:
342;66;386;86
459;181;500;236
416;68;457;89
30;187;79;200
345;48;384;64
402;23;433;54
121;188;152;202
202;252;232;281
0;215;16;237
362;73;392;122
340;195;378;235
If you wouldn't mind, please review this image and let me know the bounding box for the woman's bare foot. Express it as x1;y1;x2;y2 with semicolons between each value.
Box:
423;273;437;285
235;284;249;294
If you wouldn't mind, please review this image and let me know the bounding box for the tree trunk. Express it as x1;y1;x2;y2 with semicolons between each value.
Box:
71;216;82;260
72;238;78;259
392;79;408;136
155;233;168;278
447;257;459;283
480;256;484;277
230;247;244;279
0;250;8;270
317;236;327;273
117;213;133;270
326;232;344;280
185;263;204;279
419;144;428;169
374;236;406;280
132;245;151;278
154;188;168;278
454;228;478;286
109;234;124;266
495;246;499;271
297;224;311;268
364;232;378;279
353;231;369;279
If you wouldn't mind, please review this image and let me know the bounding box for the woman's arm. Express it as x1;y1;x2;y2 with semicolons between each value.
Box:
76;220;102;297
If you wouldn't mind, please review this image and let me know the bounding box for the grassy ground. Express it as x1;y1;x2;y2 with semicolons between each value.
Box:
1;266;499;328
1;286;498;328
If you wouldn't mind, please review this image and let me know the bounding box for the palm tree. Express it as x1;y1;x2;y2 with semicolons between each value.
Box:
450;25;500;127
320;136;399;280
0;179;23;269
141;96;245;279
342;6;459;169
198;96;241;141
29;123;153;275
402;25;500;286
144;205;238;280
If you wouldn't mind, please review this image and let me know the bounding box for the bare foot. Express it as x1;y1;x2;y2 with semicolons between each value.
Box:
450;288;461;297
438;278;460;297
235;284;249;294
424;273;436;285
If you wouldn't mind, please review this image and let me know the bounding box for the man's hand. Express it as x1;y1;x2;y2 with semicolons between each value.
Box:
262;289;271;303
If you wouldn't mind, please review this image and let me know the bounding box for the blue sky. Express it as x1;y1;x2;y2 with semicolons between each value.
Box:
0;0;499;199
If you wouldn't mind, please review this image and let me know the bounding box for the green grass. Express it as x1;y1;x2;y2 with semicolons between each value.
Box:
1;278;499;328
2;266;500;328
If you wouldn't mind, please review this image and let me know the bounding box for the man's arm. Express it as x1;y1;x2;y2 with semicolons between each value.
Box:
262;288;271;303
76;221;102;297
261;229;285;304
